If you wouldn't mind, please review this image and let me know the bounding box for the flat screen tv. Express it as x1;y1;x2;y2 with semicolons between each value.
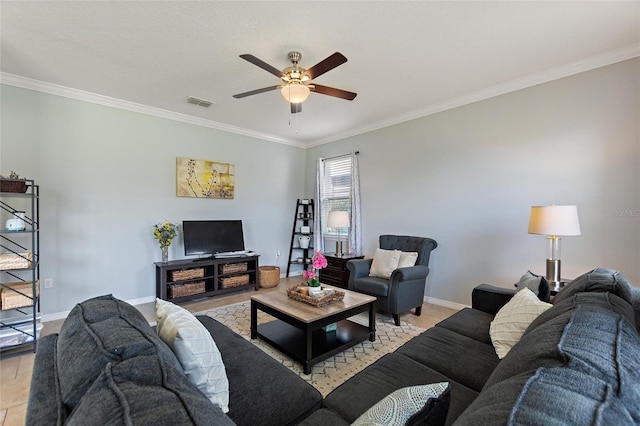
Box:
183;220;245;256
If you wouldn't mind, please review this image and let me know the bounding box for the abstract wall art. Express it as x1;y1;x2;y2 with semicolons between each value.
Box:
176;157;235;199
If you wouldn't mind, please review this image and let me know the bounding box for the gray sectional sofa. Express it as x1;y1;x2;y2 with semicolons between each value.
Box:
27;268;640;425
302;268;640;425
26;295;322;425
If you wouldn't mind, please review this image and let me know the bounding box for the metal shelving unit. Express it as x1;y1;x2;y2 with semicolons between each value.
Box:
0;179;40;357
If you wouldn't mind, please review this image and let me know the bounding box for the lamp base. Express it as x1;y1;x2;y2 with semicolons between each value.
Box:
546;258;561;287
335;241;345;257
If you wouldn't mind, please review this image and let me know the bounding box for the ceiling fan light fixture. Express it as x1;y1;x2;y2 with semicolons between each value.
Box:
234;51;356;108
281;83;310;103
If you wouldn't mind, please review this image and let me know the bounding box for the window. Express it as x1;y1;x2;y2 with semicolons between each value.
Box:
321;155;352;238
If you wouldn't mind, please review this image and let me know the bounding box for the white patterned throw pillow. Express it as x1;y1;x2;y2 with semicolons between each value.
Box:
155;298;230;413
489;288;552;359
352;382;450;426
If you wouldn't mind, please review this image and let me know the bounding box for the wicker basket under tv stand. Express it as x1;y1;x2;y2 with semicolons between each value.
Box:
155;255;259;302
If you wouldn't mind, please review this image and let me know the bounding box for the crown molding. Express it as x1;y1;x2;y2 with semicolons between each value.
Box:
0;73;306;149
307;43;640;148
3;43;638;150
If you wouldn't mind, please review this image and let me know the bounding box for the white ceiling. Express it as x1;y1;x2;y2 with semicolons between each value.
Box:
1;1;639;147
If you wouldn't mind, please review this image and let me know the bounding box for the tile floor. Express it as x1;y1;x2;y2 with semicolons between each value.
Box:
0;277;458;426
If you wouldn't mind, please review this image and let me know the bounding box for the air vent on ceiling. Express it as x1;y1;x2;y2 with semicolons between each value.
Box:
187;96;214;108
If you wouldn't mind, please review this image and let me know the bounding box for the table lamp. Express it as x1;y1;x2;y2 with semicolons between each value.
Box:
528;205;581;287
328;211;350;257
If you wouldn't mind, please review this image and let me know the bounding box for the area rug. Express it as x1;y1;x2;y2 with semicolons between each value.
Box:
198;301;425;396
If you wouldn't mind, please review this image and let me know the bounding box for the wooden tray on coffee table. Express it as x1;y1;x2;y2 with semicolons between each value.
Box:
286;283;345;307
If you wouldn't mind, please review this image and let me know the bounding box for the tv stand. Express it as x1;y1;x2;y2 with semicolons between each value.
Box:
155;255;259;302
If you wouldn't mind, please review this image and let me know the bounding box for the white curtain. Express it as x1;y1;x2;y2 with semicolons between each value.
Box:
314;157;324;253
349;152;362;255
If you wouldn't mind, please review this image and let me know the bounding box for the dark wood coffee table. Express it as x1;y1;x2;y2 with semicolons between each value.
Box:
250;287;376;374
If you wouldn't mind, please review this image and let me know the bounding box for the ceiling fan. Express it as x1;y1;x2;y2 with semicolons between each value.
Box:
233;51;357;114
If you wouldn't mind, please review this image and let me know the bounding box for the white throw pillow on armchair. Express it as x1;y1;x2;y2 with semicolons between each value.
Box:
369;248;401;279
398;251;419;268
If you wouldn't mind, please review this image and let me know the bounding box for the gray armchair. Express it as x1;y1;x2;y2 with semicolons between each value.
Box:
347;235;438;326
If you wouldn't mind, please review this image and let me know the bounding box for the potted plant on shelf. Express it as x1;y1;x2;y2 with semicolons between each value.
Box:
153;221;177;263
302;250;328;294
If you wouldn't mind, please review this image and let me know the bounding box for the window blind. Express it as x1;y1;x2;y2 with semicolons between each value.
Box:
321;154;352;237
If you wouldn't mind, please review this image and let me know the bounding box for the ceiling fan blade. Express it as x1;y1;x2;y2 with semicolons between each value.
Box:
233;85;280;99
311;84;357;101
303;52;347;80
239;54;283;78
291;103;302;114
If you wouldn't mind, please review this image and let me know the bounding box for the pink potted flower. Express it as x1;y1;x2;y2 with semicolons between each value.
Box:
303;251;327;288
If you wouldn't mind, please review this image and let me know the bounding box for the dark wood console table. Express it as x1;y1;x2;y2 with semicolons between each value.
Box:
319;253;364;289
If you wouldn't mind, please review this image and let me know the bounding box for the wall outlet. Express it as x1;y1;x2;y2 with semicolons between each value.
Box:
44;278;53;288
276;250;281;256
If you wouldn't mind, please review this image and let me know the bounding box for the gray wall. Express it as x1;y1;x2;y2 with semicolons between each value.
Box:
1;85;306;316
306;59;640;305
2;59;638;315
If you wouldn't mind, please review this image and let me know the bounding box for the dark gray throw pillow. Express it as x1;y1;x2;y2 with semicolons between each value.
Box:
56;294;182;409
515;271;550;302
65;356;233;426
407;385;450;426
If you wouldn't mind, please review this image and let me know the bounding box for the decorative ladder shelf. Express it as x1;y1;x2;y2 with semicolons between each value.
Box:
286;199;314;277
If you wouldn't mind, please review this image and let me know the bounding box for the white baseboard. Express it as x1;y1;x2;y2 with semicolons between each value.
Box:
424;296;469;311
126;295;157;306
41;295;156;323
41;311;70;323
42;294;467;323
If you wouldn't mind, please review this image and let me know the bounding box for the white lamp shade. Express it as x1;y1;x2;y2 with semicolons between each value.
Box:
327;211;350;228
528;205;581;236
281;83;310;103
